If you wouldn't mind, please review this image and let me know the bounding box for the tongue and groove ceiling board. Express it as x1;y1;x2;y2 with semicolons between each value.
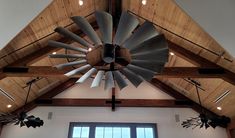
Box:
0;0;108;113
0;0;235;119
123;0;235;73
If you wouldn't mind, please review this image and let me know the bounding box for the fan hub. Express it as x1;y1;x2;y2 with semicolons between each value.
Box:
102;44;115;63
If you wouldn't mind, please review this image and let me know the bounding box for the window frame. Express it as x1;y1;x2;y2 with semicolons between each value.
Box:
68;122;158;138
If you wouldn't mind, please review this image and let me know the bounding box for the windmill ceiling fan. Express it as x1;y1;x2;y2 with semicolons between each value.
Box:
48;11;169;90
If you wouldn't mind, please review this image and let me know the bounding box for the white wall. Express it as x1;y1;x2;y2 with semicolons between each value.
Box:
0;0;52;50
55;79;174;99
1;80;227;138
1;107;227;138
175;0;235;58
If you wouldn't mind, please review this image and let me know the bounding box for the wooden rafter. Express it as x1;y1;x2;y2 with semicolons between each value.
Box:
1;66;230;79
228;119;235;130
168;41;235;85
12;78;77;114
0;21;98;80
36;98;192;108
1;22;234;84
9;79;218;117
150;78;219;118
0;124;2;136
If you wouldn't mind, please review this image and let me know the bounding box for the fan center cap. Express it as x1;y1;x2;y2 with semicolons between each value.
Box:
102;44;115;63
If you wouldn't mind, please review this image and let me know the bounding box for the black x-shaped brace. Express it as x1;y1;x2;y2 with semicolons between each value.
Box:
106;92;121;111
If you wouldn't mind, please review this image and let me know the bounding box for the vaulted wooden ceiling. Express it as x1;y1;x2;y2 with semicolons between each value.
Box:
0;0;234;121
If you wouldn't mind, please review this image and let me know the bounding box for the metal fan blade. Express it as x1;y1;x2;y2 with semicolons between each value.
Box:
71;16;102;46
120;68;144;87
126;64;155;81
91;70;105;88
131;60;165;74
95;11;112;44
65;64;91;77
104;71;115;90
55;59;87;69
113;71;128;90
113;11;139;45
131;51;169;63
54;27;93;48
129;34;168;54
49;54;86;58
48;40;88;53
20;121;25;127
131;59;166;65
76;68;97;83
123;21;158;49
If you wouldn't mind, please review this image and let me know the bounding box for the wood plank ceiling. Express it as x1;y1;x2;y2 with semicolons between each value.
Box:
0;0;108;113
0;0;235;120
123;0;235;118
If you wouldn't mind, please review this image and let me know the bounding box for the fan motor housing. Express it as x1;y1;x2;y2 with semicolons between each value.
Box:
102;44;115;63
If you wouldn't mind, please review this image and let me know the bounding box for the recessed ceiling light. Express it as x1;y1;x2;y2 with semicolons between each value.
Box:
79;0;83;6
217;106;222;110
7;104;12;108
88;48;92;52
142;0;147;5
170;52;174;56
52;52;57;55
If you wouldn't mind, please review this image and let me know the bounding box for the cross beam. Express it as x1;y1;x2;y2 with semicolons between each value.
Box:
167;40;235;85
35;98;192;108
0;21;98;81
151;78;219;118
12;78;77;114
106;88;121;111
1;66;230;79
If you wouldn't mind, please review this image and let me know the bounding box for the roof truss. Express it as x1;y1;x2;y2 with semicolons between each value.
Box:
1;0;233;128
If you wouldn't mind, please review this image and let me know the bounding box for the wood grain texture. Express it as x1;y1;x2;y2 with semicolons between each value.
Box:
124;0;235;119
0;0;234;120
0;66;232;79
0;0;106;114
36;98;192;108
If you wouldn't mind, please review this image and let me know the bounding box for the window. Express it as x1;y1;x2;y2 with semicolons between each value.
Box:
68;122;157;138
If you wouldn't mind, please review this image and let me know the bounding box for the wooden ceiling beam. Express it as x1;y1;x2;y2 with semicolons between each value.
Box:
0;124;2;136
35;98;192;108
12;78;77;114
167;40;235;85
228;118;235;130
0;22;98;80
1;66;230;79
150;78;219;118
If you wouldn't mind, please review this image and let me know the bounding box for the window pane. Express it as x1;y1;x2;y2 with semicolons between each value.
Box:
137;128;145;138
81;127;89;138
113;127;121;138
95;127;104;138
70;123;156;138
104;127;112;138
145;128;154;138
122;128;130;138
73;127;81;138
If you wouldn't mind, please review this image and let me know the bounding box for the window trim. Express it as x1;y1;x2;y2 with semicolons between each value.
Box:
68;122;158;138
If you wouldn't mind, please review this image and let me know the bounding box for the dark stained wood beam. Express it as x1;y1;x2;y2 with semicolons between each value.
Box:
12;78;77;114
227;119;235;137
151;78;219;118
1;66;230;79
0;124;2;136
228;119;235;130
110;0;122;28
106;88;121;111
0;22;98;80
168;40;235;85
35;98;192;108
